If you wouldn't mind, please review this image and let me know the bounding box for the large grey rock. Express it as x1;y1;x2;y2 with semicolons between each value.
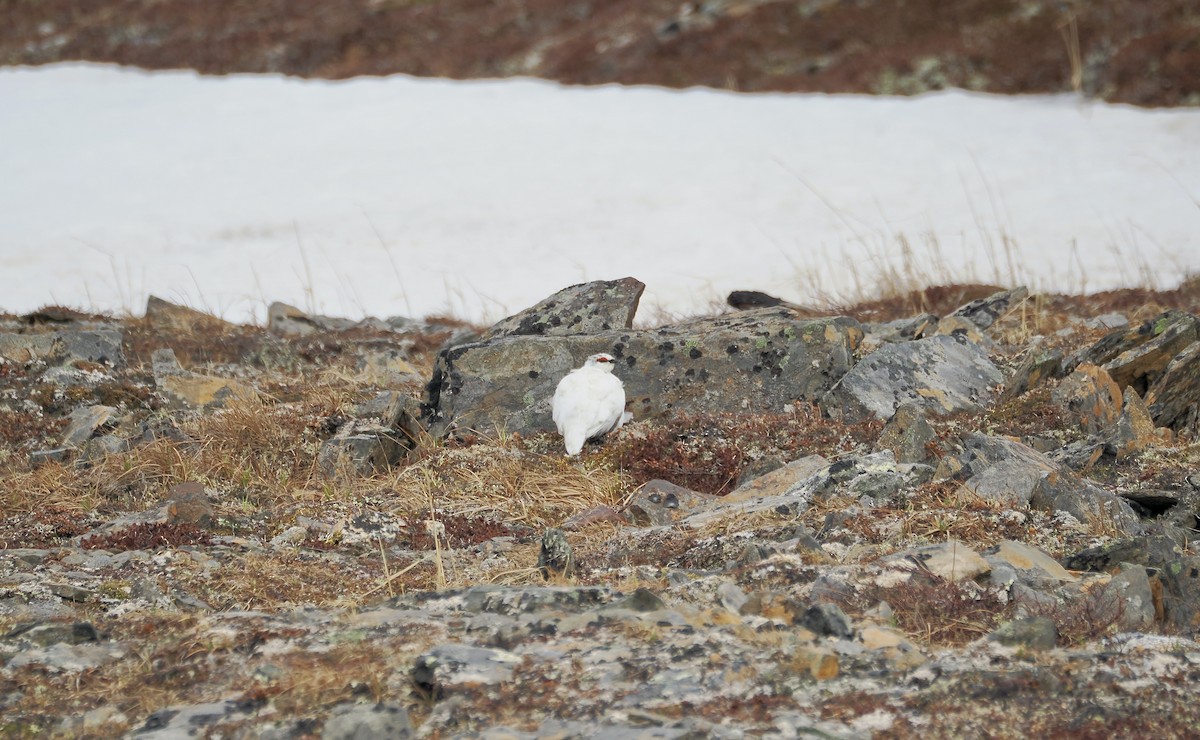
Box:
821;334;1002;422
425;308;862;437
960;435;1141;534
482;277;644;340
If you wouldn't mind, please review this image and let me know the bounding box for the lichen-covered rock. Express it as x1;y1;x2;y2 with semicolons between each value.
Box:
821;334;1002;422
0;329;124;367
482;277;645;340
1067;310;1199;395
1147;340;1200;433
425;308;862;438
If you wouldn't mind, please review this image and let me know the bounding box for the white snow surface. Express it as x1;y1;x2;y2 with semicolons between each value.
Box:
2;63;1198;324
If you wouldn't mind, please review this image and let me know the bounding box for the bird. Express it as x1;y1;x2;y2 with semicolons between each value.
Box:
551;353;630;456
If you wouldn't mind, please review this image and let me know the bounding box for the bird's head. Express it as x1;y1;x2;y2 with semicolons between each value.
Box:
584;353;618;373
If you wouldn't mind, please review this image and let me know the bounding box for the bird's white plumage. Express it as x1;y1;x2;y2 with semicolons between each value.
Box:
552;353;629;456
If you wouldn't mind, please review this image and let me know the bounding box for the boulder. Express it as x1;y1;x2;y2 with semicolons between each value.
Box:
482;277;644;340
1067;310;1198;395
425;307;862;438
820;334;1002;422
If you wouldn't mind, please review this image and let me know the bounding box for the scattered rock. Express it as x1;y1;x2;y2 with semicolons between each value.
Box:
799;602;855;639
821;334;1003;422
60;404;118;448
1061;532;1183;573
145;296;233;332
0;329;124;367
317;424;410;476
1101;311;1198;394
1107;388;1173;458
1000;344;1064;401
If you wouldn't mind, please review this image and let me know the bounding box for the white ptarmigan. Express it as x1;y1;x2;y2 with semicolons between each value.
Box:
551;353;630;456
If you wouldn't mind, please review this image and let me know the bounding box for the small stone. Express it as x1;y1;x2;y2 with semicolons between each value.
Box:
1108;387;1173;458
793;646;839;680
560;505;627;531
988;616;1058;651
1147;340;1200;434
799;602;854;639
317;427;408;476
948;286;1028;330
716;582;748;614
5;621;100;647
987;540;1077;583
1000;345;1064;402
537;528;575;579
30;448;70;466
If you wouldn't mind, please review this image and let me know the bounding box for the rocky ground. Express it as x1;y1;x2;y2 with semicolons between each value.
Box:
1;278;1200;737
3;0;1198;106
